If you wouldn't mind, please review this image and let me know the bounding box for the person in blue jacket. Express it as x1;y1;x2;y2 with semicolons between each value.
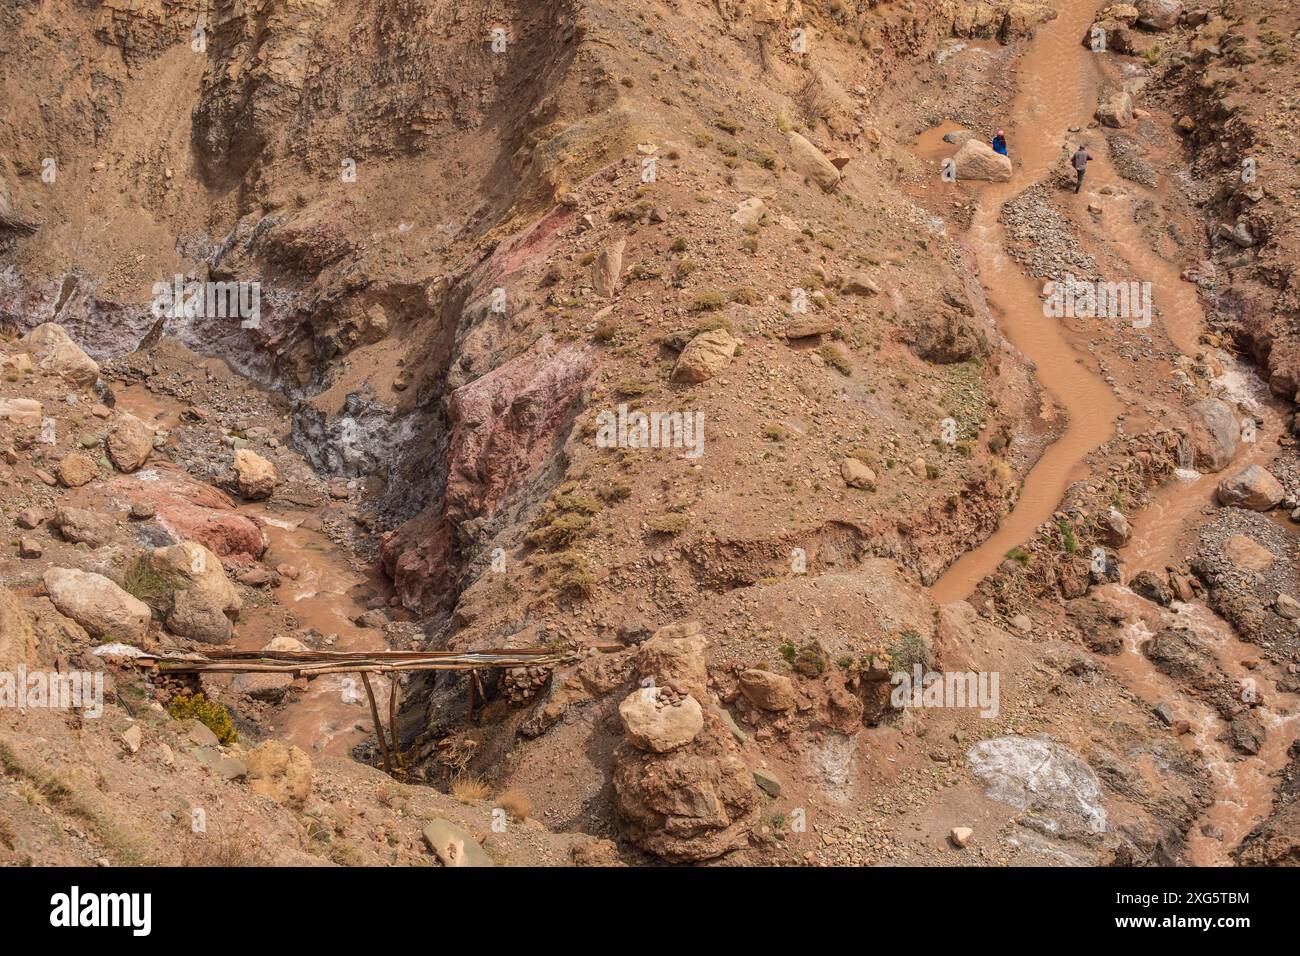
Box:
992;129;1008;156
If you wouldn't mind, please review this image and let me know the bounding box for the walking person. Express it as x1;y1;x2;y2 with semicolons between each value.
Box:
992;129;1008;156
1072;143;1093;193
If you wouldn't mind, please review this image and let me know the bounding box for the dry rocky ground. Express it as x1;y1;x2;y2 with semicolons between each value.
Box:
0;0;1297;867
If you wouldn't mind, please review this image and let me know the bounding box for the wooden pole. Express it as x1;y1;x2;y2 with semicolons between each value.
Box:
466;669;475;723
387;675;402;770
472;669;486;715
361;672;393;775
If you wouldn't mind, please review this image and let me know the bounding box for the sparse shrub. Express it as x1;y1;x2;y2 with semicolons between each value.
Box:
692;313;735;335
690;290;726;312
888;630;932;673
793;641;828;677
593;319;621;343
122;554;173;614
451;775;489;803
819;344;852;376
496;789;532;822
628;263;663;280
597;480;632;504
614;377;652;397
525;511;591;551
1057;518;1078;554
646;513;688;536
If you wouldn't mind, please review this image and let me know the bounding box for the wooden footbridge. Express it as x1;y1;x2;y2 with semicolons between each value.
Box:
128;645;583;776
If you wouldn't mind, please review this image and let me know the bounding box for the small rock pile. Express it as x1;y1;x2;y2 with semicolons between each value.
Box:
503;665;553;705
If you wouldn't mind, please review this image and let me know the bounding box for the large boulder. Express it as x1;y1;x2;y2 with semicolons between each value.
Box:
841;458;877;490
591;238;626;298
671;328;738;383
1083;19;1139;55
730;197;766;229
787;131;841;191
1097;508;1131;547
612;723;756;862
619;688;705;753
150;541;242;614
1135;0;1181;29
1216;465;1284;511
19;323;99;386
166;588;234;644
949;0;1057;42
1096;91;1135;129
56;452;98;488
953;139;1012;182
53;506;117;548
107;466;267;561
1097;3;1140;23
999;0;1057;40
784;314;837;339
42;567;150;643
0;398;42;426
636;622;708;698
422;819;495;867
907;306;989;363
613;619;757;861
233;448;277;500
1189;399;1238;472
244;740;313;806
107;413;153;473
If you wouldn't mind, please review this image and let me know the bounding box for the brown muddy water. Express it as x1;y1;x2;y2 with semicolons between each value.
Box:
1094;585;1300;866
114;384;395;758
923;0;1124;604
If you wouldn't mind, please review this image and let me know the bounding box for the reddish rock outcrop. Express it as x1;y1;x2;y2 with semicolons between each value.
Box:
106;465;267;562
382;338;594;609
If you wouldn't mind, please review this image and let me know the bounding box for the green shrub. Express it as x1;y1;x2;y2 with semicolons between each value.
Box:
122;554;173;614
168;693;238;746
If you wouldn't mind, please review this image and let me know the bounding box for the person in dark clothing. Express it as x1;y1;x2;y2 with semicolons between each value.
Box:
1072;144;1093;193
992;130;1008;156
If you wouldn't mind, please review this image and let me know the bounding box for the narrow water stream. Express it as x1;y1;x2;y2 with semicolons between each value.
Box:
113;384;394;758
927;0;1123;604
235;510;393;757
